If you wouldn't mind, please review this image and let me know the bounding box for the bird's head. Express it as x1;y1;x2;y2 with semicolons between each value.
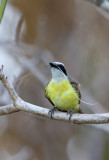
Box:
49;62;68;82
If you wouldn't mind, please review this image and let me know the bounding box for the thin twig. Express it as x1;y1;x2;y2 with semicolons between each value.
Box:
0;65;109;124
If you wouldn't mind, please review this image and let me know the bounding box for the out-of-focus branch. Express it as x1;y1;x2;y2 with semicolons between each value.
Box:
0;65;109;124
87;0;109;20
15;15;24;42
88;0;109;11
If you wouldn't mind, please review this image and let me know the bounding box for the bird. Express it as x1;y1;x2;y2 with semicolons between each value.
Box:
45;62;83;120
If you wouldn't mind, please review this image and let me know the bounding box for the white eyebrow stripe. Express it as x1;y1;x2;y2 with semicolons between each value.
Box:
54;62;65;66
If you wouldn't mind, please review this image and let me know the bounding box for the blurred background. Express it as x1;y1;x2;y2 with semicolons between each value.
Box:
0;0;109;159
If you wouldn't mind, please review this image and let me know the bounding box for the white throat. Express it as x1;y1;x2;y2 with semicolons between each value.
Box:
51;67;68;83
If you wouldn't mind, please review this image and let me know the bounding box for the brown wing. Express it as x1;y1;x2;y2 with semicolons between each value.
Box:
78;107;84;113
69;79;81;104
70;79;84;113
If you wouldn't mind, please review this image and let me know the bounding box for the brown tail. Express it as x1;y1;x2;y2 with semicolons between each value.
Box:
78;108;84;114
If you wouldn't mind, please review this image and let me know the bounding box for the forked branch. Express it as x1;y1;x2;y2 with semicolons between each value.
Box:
0;65;109;124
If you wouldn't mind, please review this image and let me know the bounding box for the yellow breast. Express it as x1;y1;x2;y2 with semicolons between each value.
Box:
45;79;79;111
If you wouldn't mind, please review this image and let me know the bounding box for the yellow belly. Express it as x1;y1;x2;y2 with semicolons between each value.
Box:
45;79;79;111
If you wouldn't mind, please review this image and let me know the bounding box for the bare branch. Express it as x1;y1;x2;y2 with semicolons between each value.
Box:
0;104;19;115
0;65;109;124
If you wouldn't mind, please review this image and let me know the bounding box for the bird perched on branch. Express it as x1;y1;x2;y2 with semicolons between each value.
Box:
45;62;83;120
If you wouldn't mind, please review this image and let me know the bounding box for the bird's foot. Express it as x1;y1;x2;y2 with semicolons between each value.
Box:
48;107;57;118
67;109;74;121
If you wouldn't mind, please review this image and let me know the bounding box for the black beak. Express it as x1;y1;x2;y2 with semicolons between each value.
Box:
49;62;56;67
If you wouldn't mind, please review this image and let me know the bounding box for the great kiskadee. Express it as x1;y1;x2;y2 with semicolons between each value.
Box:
45;62;83;120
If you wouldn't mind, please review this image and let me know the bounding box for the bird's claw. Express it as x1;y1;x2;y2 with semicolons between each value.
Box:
67;109;74;121
48;107;57;118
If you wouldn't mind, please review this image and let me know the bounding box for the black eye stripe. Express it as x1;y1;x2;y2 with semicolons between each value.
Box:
57;64;67;76
49;62;67;75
